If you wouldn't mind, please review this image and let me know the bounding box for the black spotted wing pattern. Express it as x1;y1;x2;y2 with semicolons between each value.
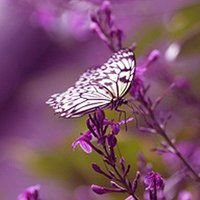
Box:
46;48;136;118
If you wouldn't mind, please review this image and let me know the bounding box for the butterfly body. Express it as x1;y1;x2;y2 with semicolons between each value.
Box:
46;48;136;118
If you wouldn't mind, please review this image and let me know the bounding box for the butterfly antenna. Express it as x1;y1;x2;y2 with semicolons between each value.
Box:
132;109;139;129
118;111;122;121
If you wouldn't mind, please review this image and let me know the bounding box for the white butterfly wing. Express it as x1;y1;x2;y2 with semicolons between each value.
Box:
101;48;135;98
46;48;136;118
46;83;112;118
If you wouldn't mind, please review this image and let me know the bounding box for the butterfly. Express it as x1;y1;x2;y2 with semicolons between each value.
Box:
46;48;136;118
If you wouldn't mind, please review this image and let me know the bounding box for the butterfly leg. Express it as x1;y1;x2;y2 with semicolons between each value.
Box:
126;101;139;129
115;108;128;131
127;100;146;131
118;110;123;121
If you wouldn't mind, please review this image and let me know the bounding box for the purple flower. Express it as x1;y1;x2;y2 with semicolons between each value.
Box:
147;49;160;64
111;123;120;135
144;171;164;191
90;0;122;51
91;184;125;195
136;49;160;79
130;49;160;98
178;191;192;200
72;131;92;153
17;185;40;200
101;0;111;13
129;77;143;99
107;134;117;148
90;22;108;41
96;108;105;124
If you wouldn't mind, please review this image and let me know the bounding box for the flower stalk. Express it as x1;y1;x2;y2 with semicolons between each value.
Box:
135;84;200;182
73;109;140;199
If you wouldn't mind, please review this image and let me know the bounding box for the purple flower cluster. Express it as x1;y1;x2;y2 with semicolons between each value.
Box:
90;0;122;51
73;109;140;199
144;171;164;196
71;108;167;200
129;66;200;182
72;108;121;153
124;45;200;185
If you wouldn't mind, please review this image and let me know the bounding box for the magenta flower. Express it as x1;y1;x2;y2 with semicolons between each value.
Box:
130;49;160;99
72;109;132;155
144;171;164;191
136;49;160;79
72;131;92;153
72;110;140;199
90;0;122;51
17;185;40;200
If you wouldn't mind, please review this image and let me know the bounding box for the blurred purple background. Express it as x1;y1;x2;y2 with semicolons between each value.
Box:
0;0;200;199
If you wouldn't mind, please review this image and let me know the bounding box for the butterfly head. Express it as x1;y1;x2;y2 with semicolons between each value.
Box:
110;97;128;110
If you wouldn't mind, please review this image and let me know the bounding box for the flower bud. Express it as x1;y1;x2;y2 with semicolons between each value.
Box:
101;1;112;14
148;49;160;63
96;108;105;124
91;185;108;195
90;22;108;42
91;184;125;195
92;163;103;173
107;134;117;148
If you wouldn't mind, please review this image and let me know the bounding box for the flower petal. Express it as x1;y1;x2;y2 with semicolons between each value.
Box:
80;141;92;153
